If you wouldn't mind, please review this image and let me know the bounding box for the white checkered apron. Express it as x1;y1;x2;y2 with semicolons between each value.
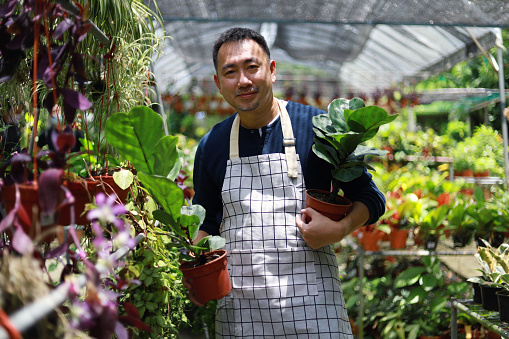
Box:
215;100;352;338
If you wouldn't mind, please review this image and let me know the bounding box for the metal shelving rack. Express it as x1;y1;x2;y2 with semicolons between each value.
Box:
451;299;509;338
355;244;477;339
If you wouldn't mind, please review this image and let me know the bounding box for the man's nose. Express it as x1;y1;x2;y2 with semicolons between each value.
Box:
237;70;252;87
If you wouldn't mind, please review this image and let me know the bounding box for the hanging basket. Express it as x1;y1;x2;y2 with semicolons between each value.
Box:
1;184;58;242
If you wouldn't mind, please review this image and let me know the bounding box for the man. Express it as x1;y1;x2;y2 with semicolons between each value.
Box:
190;27;386;338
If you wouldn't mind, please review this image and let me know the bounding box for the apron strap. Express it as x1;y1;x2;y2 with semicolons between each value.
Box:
230;115;241;159
278;100;298;178
229;98;299;178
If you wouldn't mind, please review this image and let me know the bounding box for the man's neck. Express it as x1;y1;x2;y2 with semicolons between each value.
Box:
238;97;280;129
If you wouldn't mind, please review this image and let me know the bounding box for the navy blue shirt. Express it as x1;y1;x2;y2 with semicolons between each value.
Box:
193;101;386;236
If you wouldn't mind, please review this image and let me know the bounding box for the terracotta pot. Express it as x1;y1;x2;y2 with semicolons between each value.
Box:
93;175;129;203
1;184;58;242
58;179;98;225
362;230;384;251
481;284;502;311
497;290;509;322
58;176;129;226
179;249;231;304
474;170;490;177
390;228;409;249
305;189;352;221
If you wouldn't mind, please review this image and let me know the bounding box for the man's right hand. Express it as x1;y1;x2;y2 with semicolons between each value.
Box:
182;275;205;307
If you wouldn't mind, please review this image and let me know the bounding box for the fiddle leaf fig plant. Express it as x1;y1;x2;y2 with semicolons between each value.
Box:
312;97;398;203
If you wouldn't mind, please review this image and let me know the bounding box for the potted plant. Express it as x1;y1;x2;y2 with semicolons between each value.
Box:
408;197;449;251
467;187;508;248
153;205;231;304
469;240;509;312
105;106;232;304
446;198;476;248
308;97;398;220
381;189;416;249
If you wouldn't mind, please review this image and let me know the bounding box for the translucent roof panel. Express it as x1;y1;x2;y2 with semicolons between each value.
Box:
149;0;506;94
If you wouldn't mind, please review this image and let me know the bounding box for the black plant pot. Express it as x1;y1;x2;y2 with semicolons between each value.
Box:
453;233;471;248
424;235;439;251
472;281;483;303
497;291;509;322
476;232;506;248
481;284;503;311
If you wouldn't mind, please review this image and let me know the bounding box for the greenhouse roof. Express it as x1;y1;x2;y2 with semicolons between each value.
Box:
149;0;508;96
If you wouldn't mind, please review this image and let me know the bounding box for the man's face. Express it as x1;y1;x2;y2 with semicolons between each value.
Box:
214;39;276;113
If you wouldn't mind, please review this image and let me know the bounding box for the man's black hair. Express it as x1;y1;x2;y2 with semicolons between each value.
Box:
212;27;271;73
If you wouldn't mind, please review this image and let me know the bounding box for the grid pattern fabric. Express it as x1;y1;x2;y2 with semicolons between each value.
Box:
217;152;352;338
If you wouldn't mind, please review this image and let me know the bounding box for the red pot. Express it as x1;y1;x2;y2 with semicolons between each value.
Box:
1;184;57;242
390;228;409;249
179;249;231;304
305;189;352;221
93;175;129;203
58;179;98;225
362;230;385;251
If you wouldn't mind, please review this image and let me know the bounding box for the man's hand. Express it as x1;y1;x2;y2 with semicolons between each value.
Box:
296;208;347;249
182;276;205;307
296;201;370;249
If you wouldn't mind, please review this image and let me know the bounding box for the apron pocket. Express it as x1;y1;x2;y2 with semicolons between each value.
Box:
229;247;319;299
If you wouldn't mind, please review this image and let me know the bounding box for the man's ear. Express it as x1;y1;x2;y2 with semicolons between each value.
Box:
214;74;221;93
270;60;276;83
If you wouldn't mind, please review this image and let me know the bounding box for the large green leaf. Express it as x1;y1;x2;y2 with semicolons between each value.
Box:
181;205;206;240
394;266;427;288
138;172;184;219
312;139;340;167
332;166;364;182
105;106;165;175
312;114;336;134
345;106;398;140
327;99;349;132
153;135;183;180
331;132;364;155
420;273;438;291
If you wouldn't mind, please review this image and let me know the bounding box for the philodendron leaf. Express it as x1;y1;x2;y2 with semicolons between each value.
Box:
153;135;184;180
137;172;184;219
208;235;226;251
112;169;134;190
105;106;165;175
181;205;206;241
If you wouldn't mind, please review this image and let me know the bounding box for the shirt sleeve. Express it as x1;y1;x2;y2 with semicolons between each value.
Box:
192;133;224;236
339;168;386;226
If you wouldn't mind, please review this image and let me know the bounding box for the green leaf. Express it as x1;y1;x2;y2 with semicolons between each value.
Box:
138;172;184;218
181;205;206;240
346;106;398;141
348;97;365;110
208;235;226;250
420;273;438;291
105;106;165;174
312;140;340;168
407;286;427;303
327;98;349;132
394;266;427;288
153;135;183;180
112;169;134;190
332;166;364;182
